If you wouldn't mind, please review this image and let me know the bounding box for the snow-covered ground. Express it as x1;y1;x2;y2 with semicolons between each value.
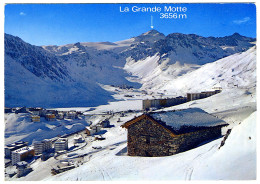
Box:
4;46;257;180
4;113;89;145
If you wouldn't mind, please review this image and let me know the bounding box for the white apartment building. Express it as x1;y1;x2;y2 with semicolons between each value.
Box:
33;139;52;155
11;147;35;165
54;138;68;152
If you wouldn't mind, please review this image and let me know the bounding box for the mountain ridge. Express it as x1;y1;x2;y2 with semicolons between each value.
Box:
4;31;256;107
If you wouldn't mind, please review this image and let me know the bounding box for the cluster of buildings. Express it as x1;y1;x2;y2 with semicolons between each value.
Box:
5;141;29;159
85;119;111;136
5;137;70;177
4;141;34;178
5;84;226;177
4;107;83;123
29;108;82;122
143;87;222;110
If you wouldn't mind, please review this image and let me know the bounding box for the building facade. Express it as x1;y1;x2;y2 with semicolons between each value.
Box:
66;111;77;119
100;119;110;128
187;93;201;101
85;125;102;136
143;97;187;110
33;139;52;155
73;135;84;144
56;112;65;120
187;90;221;101
11;147;35;165
45;114;56;121
31;115;40;122
54;138;68;152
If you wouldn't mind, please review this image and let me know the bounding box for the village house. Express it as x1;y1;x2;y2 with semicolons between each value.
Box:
28;107;45;116
121;108;227;157
5;107;12;113
45;114;56;121
85;125;102;136
99;119;110;128
31;115;40;122
56;112;65;120
46;110;58;115
66;111;77;119
14;107;28;114
73;135;84;144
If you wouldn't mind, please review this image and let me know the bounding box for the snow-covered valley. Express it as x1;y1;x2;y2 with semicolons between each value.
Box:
4;30;257;180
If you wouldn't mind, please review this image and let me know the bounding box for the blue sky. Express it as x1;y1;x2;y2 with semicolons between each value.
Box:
4;3;256;46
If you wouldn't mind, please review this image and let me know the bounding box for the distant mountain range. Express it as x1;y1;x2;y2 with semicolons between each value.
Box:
4;30;256;107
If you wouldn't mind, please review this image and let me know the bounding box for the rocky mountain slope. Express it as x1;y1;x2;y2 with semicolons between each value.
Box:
4;30;255;107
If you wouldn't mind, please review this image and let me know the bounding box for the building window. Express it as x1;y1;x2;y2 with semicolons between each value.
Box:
146;136;150;144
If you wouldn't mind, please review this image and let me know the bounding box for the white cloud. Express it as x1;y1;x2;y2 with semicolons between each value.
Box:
19;12;26;16
233;17;250;24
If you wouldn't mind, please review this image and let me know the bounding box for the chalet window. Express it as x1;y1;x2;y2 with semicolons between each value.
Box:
145;151;152;157
146;136;150;144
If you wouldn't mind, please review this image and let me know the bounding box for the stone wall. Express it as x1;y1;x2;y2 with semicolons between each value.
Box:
127;117;173;157
168;126;222;154
127;118;223;157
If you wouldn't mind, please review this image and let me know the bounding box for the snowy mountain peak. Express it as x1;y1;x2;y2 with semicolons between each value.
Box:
232;32;242;37
134;29;165;43
142;29;164;36
230;32;248;40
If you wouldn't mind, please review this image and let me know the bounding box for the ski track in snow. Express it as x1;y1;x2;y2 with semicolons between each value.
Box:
184;143;219;180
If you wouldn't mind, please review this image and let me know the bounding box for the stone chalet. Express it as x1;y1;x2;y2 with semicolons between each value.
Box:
121;108;228;157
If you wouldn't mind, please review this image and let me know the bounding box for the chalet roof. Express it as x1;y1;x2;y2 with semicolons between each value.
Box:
122;108;227;135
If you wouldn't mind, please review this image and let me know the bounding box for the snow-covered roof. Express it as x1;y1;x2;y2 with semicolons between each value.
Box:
55;138;68;143
16;161;28;167
74;135;83;140
149;108;227;132
13;146;34;154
